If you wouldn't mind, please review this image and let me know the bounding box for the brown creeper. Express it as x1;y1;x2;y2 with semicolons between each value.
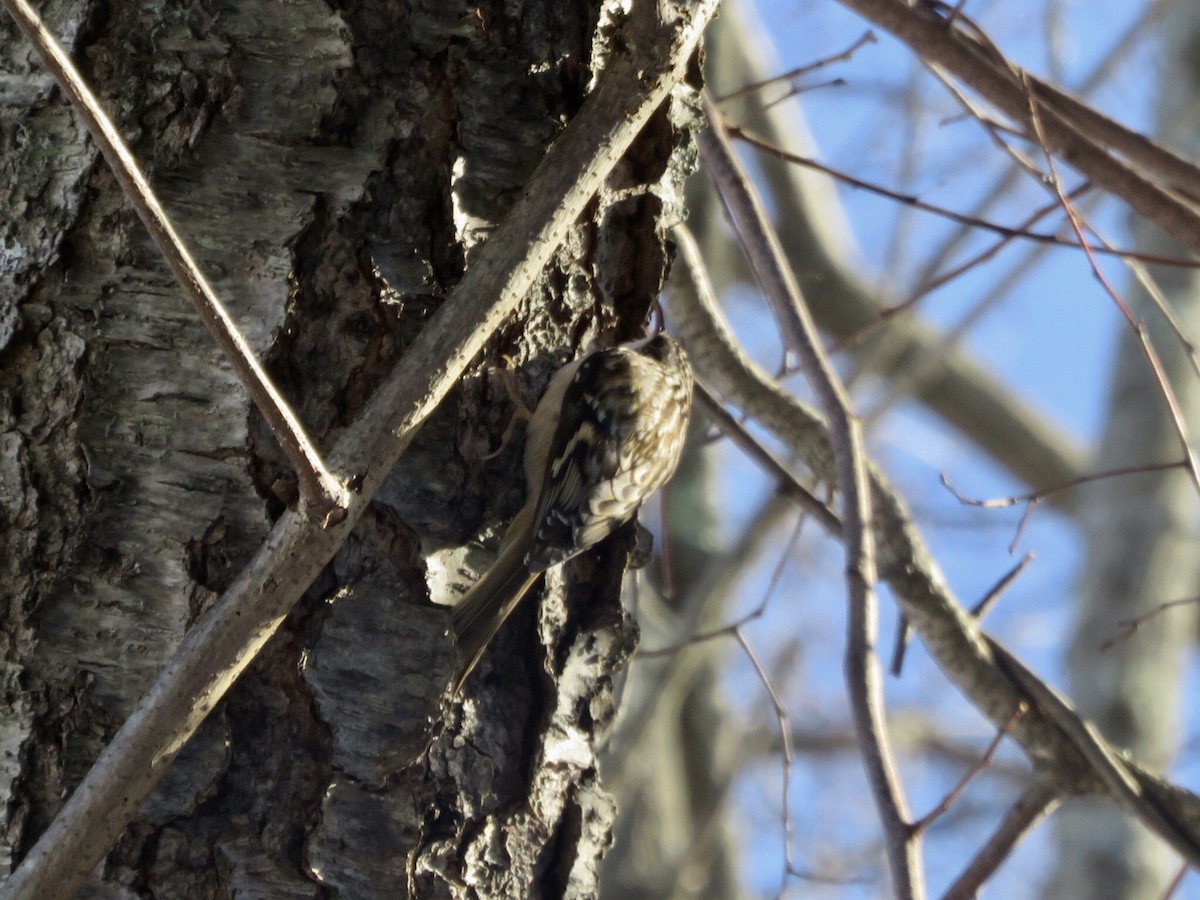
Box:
451;332;694;689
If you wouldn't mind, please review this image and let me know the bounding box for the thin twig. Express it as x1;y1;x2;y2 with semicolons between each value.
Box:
699;91;923;899
1;0;346;513
695;386;841;534
888;10;1200;445
941;459;1186;555
971;553;1036;620
671;158;1200;870
941;780;1060;900
849;187;1087;357
640;501;811;659
0;4;719;896
833;0;1200;252
610;493;797;790
892;551;1034;676
672;225;843;536
729;125;1200;269
911;703;1027;837
1023;74;1200;496
1122;257;1200;386
1005;165;1200;429
929;62;1047;182
941;460;1185;510
711;1;1087;493
734;631;797;897
786;719;1031;784
716;30;877;103
911;0;1173;300
1100;596;1200;653
670;195;1200;870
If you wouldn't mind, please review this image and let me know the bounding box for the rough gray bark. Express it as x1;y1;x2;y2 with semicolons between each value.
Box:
598;415;744;900
1047;6;1200;898
1;0;699;896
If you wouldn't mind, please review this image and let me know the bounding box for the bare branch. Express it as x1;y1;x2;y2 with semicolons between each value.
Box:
988;637;1200;868
912;0;1175;292
941;781;1060;900
715;30;877;104
1101;596;1200;653
1023;77;1200;494
941;461;1186;511
733;631;798;896
668;202;1200;880
834;0;1200;254
911;704;1027;837
892;551;1035;677
673;225;840;533
706;2;1086;493
728;126;1196;269
970;553;1036;621
695;384;841;534
850;186;1090;355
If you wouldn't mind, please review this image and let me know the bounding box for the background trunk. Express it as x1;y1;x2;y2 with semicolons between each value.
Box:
1047;5;1200;897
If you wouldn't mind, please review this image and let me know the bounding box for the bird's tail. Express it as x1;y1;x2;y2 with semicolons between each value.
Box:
451;533;540;693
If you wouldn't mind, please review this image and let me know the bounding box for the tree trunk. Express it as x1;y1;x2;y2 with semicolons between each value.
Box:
1048;5;1200;897
0;0;699;895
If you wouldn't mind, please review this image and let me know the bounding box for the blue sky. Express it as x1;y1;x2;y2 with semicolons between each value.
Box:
690;1;1190;896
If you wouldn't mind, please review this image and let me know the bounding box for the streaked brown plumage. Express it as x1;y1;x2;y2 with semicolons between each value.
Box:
451;333;693;690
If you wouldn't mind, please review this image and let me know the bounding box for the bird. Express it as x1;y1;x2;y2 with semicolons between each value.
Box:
451;332;694;691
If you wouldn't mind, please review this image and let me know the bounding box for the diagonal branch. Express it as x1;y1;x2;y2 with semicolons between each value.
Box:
669;218;1200;879
703;2;1085;494
1;0;346;513
988;636;1200;864
833;0;1200;255
910;0;1177;291
728;125;1196;268
1022;75;1200;495
941;780;1060;900
0;3;719;897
